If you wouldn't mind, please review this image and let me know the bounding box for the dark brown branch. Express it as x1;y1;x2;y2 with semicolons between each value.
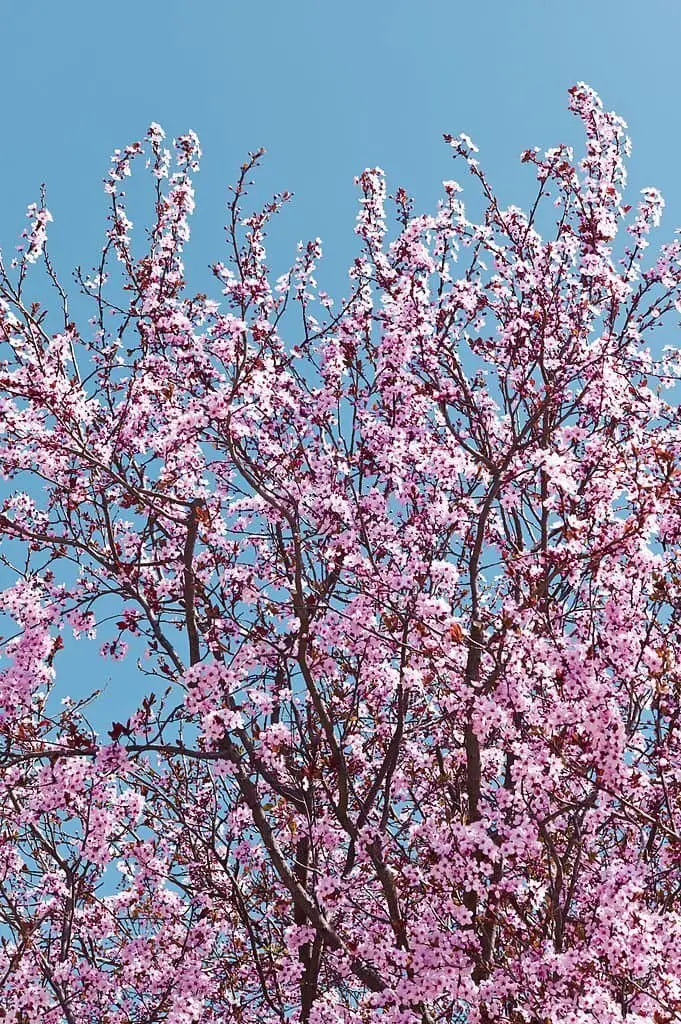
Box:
183;498;203;666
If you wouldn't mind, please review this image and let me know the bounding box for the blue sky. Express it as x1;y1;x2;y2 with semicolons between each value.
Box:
2;0;681;723
2;0;681;294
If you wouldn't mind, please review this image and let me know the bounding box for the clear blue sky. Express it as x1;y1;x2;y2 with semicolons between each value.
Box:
2;0;681;293
2;0;681;722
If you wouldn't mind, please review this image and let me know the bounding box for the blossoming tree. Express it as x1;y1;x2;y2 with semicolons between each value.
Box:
1;84;681;1023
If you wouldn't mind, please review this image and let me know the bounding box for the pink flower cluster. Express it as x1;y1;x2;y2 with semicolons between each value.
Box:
1;84;681;1022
